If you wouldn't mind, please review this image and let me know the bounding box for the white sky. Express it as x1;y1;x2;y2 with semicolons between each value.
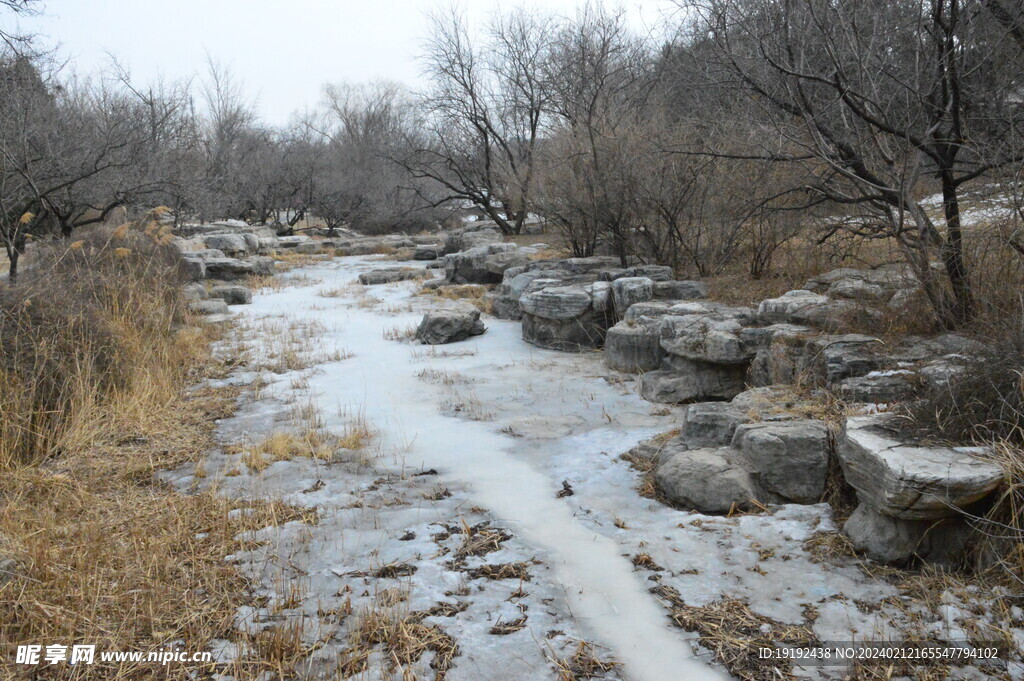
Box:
13;0;679;125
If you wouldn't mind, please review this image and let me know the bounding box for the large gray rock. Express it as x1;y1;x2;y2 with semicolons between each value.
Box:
415;308;486;345
358;268;430;285
655;448;758;513
521;283;613;351
414;244;441;261
180;257;206;281
679;402;749;448
189;299;230;315
804;264;919;302
611;277;654;318
732;420;830;503
209;284;253;305
182;282;208;302
604;320;663;373
204;257;274;280
445;243;529;284
204;233;250;257
756;290;830;325
443;228;503;255
843;504;972;566
839;416;1004;519
837;371;918;403
652;280;708;300
660;313;757;365
638;359;747;404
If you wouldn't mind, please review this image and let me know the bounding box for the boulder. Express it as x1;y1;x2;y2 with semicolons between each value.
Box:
520;283;612;351
415;308;486;345
358;268;430;285
414;244;441;261
443;228;503;255
180;258;206;281
610;277;654;318
732;420;830;503
837;371;917;403
660;313;756;365
843;504;972;566
652;280;708;300
679;402;749;448
182;282;208;302
204;234;250;257
638;359;747;404
445;243;529;284
839;416;1004;519
604;320;663;373
295;241;322;255
655;448;758;513
203;257;274;280
189;299;230;315
277;235;312;249
756;290;830;325
209;285;253;305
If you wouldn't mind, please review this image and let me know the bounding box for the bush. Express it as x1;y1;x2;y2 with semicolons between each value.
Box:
905;313;1024;445
0;218;198;469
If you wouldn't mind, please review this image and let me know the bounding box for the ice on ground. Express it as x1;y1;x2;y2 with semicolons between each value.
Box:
163;254;1018;681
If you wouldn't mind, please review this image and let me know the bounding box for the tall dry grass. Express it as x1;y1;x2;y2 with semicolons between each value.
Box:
0;216;199;470
0;216;296;679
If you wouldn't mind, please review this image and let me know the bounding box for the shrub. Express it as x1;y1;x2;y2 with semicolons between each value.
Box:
905;314;1024;445
0;218;198;469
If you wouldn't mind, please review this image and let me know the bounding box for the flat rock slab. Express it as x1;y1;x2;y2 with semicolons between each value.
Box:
839;416;1004;519
358;268;431;285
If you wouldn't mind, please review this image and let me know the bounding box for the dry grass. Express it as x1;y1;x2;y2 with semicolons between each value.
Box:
652;584;819;681
226;315;351;373
382;323;418;341
417;283;495;314
550;640;619;680
336;590;459;680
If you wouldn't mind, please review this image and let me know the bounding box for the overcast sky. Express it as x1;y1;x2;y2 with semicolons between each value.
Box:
13;0;679;125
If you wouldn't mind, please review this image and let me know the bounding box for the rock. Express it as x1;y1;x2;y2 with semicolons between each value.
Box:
611;277;654;318
839;416;1005;519
615;265;674;282
199;313;234;326
843;504;972;566
445;243;528;284
732;420;830;503
276;235;312;248
520;283;612;351
358;268;430;285
660;314;756;365
655;447;758;513
204;234;250;257
680;402;749;447
415;308;486;344
638;360;747;404
521;285;594;320
180;257;206;281
414;244;441;260
182;282;208;302
295;241;322;255
838;371;917;403
0;556;19;587
652;280;708;300
209;285;253;305
204;257;274;280
242;233;260;254
624;301;674;322
808;334;884;384
443;228;503;255
605;320;663;373
189;299;230;315
757;290;830;325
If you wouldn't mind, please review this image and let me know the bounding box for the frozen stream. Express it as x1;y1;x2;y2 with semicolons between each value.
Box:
167;254;986;681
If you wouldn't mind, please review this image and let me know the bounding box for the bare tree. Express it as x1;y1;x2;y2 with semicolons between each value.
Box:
406;7;554;235
681;0;1024;327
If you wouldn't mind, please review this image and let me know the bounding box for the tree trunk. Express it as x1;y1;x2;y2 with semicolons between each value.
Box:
939;172;974;326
